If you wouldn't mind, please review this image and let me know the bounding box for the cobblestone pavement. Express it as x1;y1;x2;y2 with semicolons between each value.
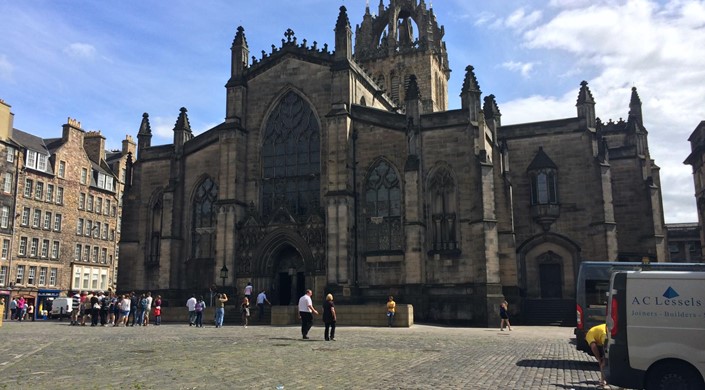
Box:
0;320;620;390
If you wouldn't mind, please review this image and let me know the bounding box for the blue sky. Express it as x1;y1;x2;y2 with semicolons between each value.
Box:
2;0;704;223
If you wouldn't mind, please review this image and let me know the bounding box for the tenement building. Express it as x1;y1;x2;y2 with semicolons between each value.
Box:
0;98;132;317
119;1;666;325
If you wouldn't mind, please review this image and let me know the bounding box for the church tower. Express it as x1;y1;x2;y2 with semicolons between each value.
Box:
354;0;450;113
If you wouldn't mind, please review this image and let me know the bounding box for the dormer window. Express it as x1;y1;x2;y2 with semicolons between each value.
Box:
25;150;48;172
96;173;114;191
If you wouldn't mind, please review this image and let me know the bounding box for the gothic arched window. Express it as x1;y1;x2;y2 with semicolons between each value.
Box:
149;198;162;265
364;161;402;252
191;177;218;259
429;166;457;252
527;147;559;205
262;91;321;219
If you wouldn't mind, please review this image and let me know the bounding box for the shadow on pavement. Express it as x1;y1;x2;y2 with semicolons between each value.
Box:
516;359;597;371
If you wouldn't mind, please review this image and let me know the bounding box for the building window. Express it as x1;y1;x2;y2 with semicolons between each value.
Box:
191;178;218;259
16;264;24;284
109;228;115;241
19;237;27;256
74;267;81;288
102;223;108;240
81;168;88;185
43;211;52;230
96;198;102;215
26;150;36;169
75;244;82;261
364;161;403;252
0;265;7;285
41;239;49;258
37;154;47;171
261;91;321;218
32;209;41;228
58;161;66;178
21;207;30;226
92;246;99;263
56;187;64;204
82;270;89;289
77;218;84;235
121;168;126;182
0;205;8;228
39;267;47;285
24;178;33;198
105;199;111;215
101;248;107;264
1;239;9;259
46;184;54;203
35;181;44;200
87;195;94;212
49;268;57;286
86;220;92;236
83;245;90;263
531;170;558;205
2;172;12;193
79;193;85;210
28;266;36;285
30;238;39;257
7;146;14;162
94;222;100;238
429;165;458;252
51;241;59;259
91;269;98;289
54;214;62;231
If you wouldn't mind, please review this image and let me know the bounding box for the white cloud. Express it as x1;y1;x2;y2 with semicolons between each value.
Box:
505;8;543;32
151;116;174;140
500;61;539;78
0;55;13;81
63;43;96;59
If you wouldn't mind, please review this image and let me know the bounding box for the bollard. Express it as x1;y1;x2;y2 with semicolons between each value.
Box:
0;299;4;327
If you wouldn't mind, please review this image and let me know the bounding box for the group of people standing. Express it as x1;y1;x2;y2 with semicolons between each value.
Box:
7;296;34;321
70;290;162;327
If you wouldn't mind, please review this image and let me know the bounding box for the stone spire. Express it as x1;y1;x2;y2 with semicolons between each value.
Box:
628;86;643;126
576;80;596;129
136;112;152;153
461;66;482;121
335;6;353;61
173;107;193;150
230;26;249;80
483;94;501;127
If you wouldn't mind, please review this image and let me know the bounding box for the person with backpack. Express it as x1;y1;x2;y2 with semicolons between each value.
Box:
99;291;110;326
194;296;206;328
135;294;149;326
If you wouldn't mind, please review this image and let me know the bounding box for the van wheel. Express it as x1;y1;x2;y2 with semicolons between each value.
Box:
646;361;705;390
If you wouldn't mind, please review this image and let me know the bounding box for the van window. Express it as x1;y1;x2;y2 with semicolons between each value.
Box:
585;279;610;308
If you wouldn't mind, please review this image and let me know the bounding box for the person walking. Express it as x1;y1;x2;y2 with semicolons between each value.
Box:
499;300;512;331
244;282;253;301
256;289;271;321
297;289;318;339
386;296;396;327
71;292;81;325
17;296;26;322
186;294;197;326
194;296;206;328
241;296;250;328
143;292;153;326
215;293;227;328
323;293;337;341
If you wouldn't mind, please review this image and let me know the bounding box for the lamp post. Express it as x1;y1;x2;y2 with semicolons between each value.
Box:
220;265;228;292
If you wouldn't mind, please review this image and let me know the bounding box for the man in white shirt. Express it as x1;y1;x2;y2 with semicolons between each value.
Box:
256;289;271;321
297;289;318;339
186;294;197;326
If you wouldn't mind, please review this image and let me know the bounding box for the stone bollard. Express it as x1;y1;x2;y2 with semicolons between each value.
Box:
0;298;4;327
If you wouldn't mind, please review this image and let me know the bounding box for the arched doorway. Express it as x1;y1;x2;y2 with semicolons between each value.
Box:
273;245;306;305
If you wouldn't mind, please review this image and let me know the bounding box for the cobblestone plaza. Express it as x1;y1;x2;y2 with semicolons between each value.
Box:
0;321;610;390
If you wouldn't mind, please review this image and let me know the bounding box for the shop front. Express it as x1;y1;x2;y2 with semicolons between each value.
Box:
36;289;61;320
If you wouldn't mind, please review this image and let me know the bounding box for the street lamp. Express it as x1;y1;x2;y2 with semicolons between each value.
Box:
220;265;228;290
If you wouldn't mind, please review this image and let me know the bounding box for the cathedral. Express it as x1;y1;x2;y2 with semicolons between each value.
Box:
119;1;666;326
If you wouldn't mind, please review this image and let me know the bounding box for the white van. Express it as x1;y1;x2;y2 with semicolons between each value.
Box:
605;271;705;390
49;297;73;319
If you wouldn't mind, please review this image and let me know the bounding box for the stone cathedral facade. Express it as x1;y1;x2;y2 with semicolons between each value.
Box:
119;1;666;326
